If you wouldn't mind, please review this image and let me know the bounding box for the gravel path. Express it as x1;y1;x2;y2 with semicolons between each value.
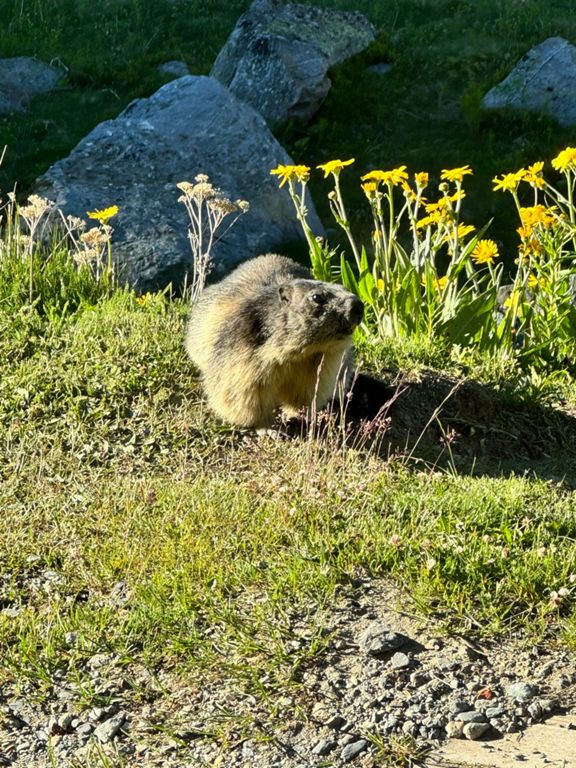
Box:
1;579;575;767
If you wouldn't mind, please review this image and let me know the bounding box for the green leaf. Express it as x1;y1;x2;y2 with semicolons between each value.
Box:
340;254;359;295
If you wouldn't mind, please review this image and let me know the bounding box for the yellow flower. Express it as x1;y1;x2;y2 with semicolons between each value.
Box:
504;290;521;311
456;223;475;238
551;147;576;173
518;234;543;256
416;211;443;229
435;276;448;291
361;166;409;186
414;172;429;189
528;161;544;174
421;274;448;291
388;166;409;185
525;161;545;189
270;164;311;187
492;171;525;192
472;239;499;264
317;158;354;177
87;205;119;223
376;278;385;291
425;190;465;214
527;273;546;289
519;204;557;233
362;181;379;197
440;165;473;183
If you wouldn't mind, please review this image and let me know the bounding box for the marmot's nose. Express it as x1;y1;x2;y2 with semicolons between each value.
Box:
349;295;364;325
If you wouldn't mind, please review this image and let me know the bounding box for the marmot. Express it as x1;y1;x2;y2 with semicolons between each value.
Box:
185;253;364;427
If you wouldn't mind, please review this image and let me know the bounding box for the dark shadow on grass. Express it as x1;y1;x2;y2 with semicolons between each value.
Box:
309;371;576;487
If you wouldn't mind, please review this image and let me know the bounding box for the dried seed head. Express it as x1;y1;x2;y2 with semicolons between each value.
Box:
73;249;100;266
19;194;53;222
207;197;238;215
66;215;86;232
80;228;110;247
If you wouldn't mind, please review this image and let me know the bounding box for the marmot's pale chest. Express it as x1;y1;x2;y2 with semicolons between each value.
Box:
185;254;364;427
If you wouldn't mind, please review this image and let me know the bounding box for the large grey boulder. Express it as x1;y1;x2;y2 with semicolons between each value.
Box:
36;75;323;291
483;37;576;127
211;0;375;125
0;57;62;115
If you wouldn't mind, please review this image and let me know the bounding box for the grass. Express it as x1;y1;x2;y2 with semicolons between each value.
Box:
0;245;575;764
2;271;576;701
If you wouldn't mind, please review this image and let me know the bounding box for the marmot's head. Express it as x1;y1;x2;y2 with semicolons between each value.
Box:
278;279;364;346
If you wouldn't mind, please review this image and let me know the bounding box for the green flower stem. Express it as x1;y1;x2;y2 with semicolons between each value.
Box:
332;174;362;270
287;180;317;258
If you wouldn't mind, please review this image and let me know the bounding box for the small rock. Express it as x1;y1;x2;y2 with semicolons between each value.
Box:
455;711;486;724
446;720;464;738
409;671;429;686
341;739;368;762
0;57;62;115
368;62;392;76
463;721;490;740
389;652;411;670
158;61;190;78
535;661;555;679
485;706;505;718
436;656;459;672
87;653;114;671
539;698;557;713
358;624;405;656
527;701;543;720
325;714;347;730
505;683;539;702
385;715;400;730
402;720;418;736
450;699;473;714
311;739;336;756
48;713;74;734
93;712;126;744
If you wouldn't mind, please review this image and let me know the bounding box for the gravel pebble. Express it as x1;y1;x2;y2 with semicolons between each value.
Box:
455;710;486;723
341;739;369;762
389;651;411;669
505;682;539;701
93;712;126;744
463;721;490;740
311;738;336;755
358;624;405;656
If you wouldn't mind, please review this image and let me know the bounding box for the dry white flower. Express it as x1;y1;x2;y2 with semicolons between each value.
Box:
80;228;109;247
73;249;100;266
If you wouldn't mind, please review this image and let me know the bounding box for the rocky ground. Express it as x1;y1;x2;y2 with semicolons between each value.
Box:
1;578;575;767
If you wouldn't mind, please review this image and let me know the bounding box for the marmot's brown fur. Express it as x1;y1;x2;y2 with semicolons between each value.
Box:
185;254;364;427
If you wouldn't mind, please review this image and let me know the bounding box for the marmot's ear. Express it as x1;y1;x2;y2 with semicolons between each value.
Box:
278;283;293;303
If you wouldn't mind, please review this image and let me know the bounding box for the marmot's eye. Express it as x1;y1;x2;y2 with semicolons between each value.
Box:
310;293;325;305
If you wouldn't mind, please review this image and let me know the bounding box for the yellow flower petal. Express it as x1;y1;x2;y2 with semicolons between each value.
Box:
471;239;499;264
316;158;355;178
87;205;119;222
440;165;473;183
270;164;311;187
551;147;576;173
